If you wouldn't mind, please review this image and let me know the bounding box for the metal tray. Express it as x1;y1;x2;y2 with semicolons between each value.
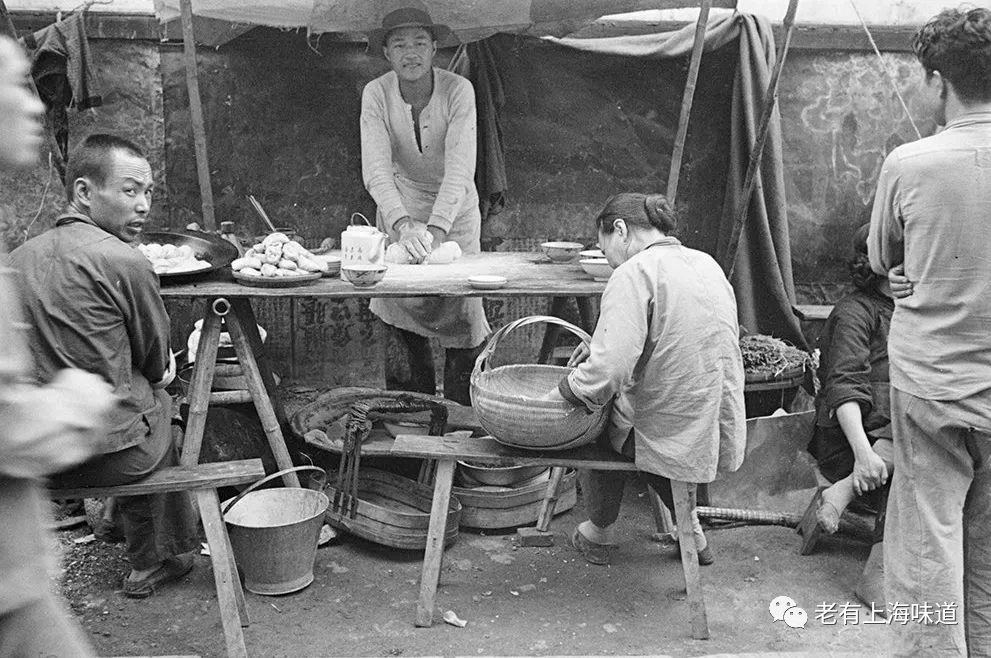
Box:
139;229;238;281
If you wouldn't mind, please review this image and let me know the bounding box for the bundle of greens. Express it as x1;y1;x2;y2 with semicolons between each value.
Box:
739;334;811;377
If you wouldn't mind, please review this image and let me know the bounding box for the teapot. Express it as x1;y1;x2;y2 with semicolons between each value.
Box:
341;213;387;266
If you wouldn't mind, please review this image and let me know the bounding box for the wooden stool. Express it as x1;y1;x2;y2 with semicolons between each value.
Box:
51;458;265;658
796;463;887;555
390;434;709;640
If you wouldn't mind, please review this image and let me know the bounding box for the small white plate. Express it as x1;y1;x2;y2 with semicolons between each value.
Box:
468;275;508;290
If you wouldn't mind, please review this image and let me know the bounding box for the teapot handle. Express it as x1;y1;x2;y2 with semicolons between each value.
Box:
350;212;372;227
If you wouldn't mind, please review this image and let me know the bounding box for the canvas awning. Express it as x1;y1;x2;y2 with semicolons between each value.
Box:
154;0;735;40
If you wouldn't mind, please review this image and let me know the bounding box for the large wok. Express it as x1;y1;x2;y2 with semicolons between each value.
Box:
138;229;238;282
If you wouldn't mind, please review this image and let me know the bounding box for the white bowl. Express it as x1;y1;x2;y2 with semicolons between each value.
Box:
541;241;584;262
580;258;614;281
468;275;507;290
341;263;387;288
580;249;605;259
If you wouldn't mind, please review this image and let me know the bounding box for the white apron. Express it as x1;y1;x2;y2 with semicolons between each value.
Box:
369;173;491;349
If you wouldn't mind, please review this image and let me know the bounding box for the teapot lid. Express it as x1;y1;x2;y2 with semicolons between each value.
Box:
345;224;379;233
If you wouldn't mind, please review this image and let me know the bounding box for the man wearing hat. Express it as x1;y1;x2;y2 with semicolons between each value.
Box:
361;1;489;405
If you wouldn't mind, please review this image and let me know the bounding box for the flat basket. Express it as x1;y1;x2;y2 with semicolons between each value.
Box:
470;315;610;451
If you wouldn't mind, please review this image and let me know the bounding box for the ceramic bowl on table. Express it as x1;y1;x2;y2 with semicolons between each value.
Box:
580;249;605;259
467;275;507;291
341;263;387;288
580;258;614;281
541;241;584;262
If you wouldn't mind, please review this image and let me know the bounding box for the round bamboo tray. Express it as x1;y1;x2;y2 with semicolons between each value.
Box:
470;315;610;451
454;468;578;530
323;468;460;550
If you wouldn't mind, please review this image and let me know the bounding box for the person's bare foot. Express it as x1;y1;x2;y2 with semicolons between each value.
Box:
816;488;845;534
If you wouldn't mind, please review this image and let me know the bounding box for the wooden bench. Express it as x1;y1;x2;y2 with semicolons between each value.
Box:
390;434;710;640
51;458;265;658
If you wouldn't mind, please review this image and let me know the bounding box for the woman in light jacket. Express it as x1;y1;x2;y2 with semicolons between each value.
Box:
550;193;746;566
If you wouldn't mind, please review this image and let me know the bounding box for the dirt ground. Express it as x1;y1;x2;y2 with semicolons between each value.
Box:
53;480;893;658
47;386;896;658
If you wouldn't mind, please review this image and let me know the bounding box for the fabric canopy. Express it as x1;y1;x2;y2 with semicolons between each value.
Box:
154;0;734;40
550;12;807;347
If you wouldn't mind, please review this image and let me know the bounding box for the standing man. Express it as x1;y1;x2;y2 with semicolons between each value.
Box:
10;133;200;599
868;8;991;657
0;36;115;656
360;1;490;405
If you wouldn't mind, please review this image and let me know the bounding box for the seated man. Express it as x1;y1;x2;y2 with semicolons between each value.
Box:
10;133;199;599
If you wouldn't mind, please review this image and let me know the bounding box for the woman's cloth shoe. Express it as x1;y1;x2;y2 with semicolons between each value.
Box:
122;553;195;599
569;527;611;565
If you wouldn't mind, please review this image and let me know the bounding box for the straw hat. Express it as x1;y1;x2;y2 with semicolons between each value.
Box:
366;1;457;53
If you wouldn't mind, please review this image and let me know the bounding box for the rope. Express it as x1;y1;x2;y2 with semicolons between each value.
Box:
848;0;923;140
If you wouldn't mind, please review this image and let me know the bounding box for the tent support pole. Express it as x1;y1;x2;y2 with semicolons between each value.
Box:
666;0;712;204
722;0;799;277
179;0;216;231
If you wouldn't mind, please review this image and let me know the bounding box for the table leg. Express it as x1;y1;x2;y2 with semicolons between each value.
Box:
416;458;456;627
229;298;287;425
575;297;595;332
535;466;566;531
672;481;709;640
537;297;569;364
224;301;300;488
181;307;223;467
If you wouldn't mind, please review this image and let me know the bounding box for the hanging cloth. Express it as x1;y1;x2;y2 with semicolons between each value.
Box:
21;12;103;167
548;12;807;349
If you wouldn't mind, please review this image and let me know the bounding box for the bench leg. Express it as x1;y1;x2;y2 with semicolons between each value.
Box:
197;489;249;658
672;481;709;640
416;458;456;627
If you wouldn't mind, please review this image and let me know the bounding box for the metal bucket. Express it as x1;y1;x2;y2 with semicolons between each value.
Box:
222;466;329;595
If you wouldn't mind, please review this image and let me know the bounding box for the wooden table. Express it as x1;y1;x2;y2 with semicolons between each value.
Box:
160;253;607;488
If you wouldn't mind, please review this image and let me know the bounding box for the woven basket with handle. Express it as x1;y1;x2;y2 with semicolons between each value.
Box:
470;315;610;451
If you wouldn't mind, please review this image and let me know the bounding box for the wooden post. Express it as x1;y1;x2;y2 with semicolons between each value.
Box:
178;0;217;231
722;0;800;278
666;0;712;203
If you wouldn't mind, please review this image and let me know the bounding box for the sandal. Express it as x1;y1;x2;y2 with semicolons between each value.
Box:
568;526;611;566
122;553;195;599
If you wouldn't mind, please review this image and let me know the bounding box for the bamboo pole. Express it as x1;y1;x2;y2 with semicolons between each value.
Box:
722;0;800;278
178;0;217;231
666;0;712;203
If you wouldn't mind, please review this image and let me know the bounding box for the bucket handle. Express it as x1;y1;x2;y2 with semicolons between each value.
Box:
349;212;372;227
222;465;327;517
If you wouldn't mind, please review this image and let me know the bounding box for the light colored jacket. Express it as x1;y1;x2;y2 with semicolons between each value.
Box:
564;238;746;483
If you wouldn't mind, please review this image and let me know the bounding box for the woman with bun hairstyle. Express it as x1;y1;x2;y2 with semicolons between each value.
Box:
548;192;746;566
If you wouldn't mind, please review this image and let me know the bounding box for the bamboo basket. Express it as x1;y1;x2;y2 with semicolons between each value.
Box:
470;315;610;451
